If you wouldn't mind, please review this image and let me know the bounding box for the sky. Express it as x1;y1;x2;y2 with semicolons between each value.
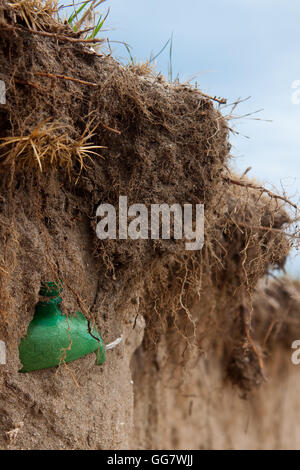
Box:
61;0;300;275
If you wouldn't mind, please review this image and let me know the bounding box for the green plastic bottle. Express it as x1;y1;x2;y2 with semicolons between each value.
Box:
19;281;106;373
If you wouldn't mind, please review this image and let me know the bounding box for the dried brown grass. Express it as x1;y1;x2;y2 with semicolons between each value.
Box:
5;0;58;31
0;118;105;178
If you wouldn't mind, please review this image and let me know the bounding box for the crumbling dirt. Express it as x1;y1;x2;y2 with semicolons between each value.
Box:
0;0;299;450
253;277;300;350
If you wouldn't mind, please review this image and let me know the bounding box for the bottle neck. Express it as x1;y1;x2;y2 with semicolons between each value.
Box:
35;296;63;316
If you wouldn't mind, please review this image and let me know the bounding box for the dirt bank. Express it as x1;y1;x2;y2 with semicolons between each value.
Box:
0;0;298;449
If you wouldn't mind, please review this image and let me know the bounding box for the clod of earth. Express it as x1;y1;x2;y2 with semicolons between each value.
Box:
0;0;299;450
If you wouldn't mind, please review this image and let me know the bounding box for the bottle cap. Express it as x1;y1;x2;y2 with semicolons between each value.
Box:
39;280;63;297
